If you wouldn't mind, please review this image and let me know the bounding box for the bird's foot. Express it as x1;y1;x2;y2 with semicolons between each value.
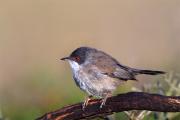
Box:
100;94;112;109
82;95;92;110
100;98;106;108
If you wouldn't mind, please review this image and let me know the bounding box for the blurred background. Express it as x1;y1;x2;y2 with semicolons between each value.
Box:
0;0;180;120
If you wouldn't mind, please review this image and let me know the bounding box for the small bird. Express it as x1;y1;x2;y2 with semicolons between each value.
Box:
61;47;165;109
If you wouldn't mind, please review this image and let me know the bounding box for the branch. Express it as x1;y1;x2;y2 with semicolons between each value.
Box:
36;92;180;120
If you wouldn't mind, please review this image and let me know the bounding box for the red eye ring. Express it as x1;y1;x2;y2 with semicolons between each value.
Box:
74;56;80;61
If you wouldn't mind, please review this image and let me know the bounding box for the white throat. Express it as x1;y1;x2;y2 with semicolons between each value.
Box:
67;60;81;72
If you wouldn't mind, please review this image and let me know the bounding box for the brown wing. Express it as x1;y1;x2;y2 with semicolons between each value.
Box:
86;51;136;80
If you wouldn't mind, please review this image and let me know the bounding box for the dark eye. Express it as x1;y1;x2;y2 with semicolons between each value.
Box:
74;56;80;61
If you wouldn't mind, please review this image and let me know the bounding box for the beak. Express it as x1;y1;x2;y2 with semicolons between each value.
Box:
60;57;70;61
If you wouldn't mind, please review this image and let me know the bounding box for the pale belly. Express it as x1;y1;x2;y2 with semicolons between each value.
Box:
73;70;120;98
68;60;122;97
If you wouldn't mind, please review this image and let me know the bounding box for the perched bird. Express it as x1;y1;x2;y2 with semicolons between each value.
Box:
61;47;165;109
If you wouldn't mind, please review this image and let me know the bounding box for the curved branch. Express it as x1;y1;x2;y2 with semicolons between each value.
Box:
36;92;180;120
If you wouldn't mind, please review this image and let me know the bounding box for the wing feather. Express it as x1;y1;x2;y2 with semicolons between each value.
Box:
85;50;136;80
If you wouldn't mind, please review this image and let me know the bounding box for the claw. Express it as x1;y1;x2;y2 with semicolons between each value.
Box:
100;101;105;108
100;94;112;109
100;98;106;108
82;96;92;110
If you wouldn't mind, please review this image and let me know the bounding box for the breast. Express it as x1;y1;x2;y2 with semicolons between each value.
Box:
68;60;121;97
67;60;85;89
78;65;120;97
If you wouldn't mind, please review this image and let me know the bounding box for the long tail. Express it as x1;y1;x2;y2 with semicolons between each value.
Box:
133;69;165;75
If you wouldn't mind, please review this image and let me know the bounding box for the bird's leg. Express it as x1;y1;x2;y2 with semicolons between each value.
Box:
82;95;92;110
100;93;112;108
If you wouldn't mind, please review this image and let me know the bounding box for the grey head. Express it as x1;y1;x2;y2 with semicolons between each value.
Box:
61;47;97;65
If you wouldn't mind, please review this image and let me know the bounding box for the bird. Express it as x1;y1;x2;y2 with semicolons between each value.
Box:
61;47;165;109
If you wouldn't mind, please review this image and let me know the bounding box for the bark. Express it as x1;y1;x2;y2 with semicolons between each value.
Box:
36;92;180;120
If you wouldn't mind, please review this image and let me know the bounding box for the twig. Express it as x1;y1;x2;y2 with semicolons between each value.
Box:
36;92;180;120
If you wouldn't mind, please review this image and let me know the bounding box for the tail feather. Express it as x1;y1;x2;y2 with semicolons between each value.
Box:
134;69;165;75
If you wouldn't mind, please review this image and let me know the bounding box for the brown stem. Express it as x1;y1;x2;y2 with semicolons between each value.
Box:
36;92;180;120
